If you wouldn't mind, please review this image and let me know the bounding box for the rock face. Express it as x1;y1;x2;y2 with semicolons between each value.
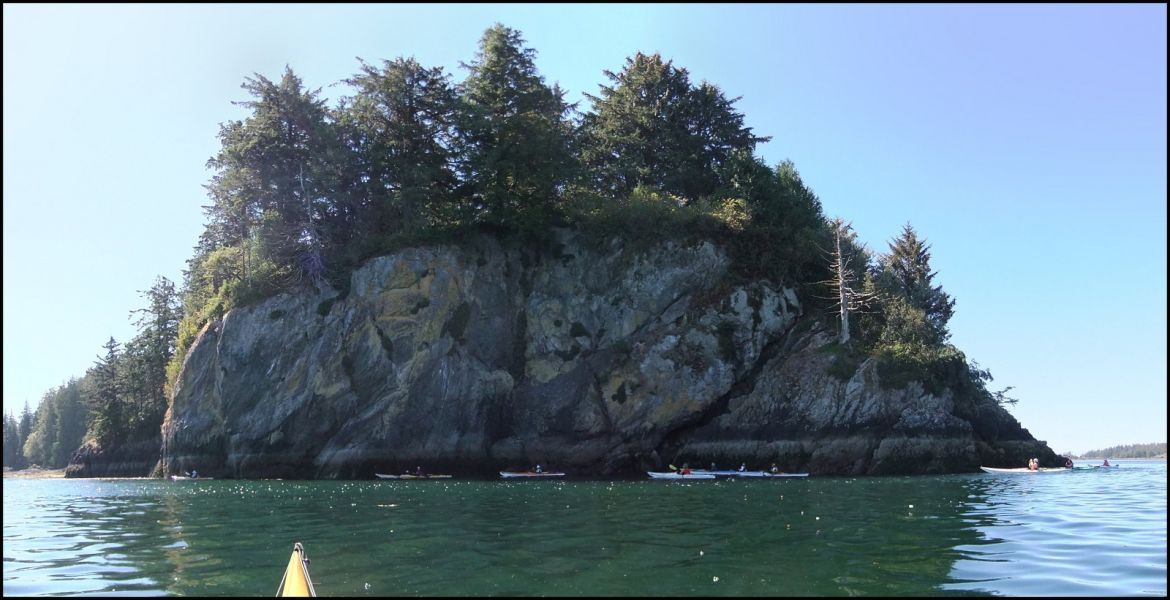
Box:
66;438;161;478
160;229;1056;478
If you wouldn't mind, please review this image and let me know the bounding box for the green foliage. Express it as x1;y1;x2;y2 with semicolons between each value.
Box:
19;379;90;469
873;223;955;342
84;337;124;447
568;184;722;250
3;411;24;468
339;56;460;237
579;52;769;201
820;342;865;381
874;340;967;395
202;66;338;292
457;23;576;233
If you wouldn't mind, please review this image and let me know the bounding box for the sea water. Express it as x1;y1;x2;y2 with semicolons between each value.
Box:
3;460;1165;596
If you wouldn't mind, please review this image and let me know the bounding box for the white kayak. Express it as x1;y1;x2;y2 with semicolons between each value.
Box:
980;466;1072;474
647;471;717;480
500;471;565;478
170;475;213;480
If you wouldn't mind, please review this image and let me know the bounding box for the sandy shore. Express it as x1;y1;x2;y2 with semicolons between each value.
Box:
3;467;67;479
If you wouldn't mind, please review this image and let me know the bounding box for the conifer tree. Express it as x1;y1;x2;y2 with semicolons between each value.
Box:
581;52;768;202
876;223;956;342
121;277;182;439
52;379;88;467
458;24;575;230
3;411;22;468
204;66;338;288
340;57;459;235
85;337;124;447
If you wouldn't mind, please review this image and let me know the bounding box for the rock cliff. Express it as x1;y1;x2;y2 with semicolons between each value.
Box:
160;229;1056;478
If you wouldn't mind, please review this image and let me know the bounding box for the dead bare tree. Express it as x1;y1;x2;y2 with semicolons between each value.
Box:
816;218;878;344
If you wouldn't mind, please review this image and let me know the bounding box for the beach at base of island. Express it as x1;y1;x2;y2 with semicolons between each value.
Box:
3;467;67;479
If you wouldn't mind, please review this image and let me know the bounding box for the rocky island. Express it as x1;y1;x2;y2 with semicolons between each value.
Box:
23;23;1059;480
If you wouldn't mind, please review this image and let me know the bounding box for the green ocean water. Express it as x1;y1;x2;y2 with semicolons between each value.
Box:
3;461;1165;596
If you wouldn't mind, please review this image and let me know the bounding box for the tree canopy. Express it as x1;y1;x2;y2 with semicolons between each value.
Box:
580;52;769;202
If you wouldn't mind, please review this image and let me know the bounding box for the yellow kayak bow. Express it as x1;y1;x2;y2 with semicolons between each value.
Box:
276;542;316;597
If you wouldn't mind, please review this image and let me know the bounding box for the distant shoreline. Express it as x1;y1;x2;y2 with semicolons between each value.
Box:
1072;456;1166;461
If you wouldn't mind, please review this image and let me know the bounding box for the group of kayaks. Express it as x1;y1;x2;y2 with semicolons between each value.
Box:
375;468;810;480
648;468;810;480
373;469;567;479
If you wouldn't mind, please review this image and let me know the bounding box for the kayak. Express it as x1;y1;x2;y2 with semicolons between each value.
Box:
170;475;214;480
1073;464;1119;470
980;466;1072;474
500;471;565;478
692;470;809;478
647;471;717;480
275;542;316;597
375;473;452;479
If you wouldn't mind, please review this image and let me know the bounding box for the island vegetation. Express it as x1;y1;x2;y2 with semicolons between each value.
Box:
4;24;1019;475
1075;443;1167;459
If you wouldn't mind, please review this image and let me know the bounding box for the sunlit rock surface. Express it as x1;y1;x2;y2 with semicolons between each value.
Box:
157;230;1056;478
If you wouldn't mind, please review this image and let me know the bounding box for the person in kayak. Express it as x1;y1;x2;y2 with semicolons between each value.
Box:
770;463;780;474
739;463;747;472
1027;458;1038;471
1102;458;1111;467
534;464;542;473
1064;457;1074;468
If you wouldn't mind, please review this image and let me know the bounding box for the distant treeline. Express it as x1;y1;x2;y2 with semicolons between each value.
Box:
1077;443;1167;459
4;23;1014;473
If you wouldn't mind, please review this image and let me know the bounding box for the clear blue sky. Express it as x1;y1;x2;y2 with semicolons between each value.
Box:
3;4;1165;456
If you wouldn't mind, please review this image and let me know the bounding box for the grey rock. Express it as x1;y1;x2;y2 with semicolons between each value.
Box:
158;230;1056;479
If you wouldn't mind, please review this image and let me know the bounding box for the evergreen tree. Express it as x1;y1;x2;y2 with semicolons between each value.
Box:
875;223;955;342
3;412;21;468
121;277;182;440
17;401;34;468
458;24;576;231
52;379;88;467
340;57;460;236
580;52;768;202
204;66;339;290
85;337;124;447
23;389;59;467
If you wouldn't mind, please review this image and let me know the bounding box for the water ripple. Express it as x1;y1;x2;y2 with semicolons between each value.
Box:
3;462;1165;596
